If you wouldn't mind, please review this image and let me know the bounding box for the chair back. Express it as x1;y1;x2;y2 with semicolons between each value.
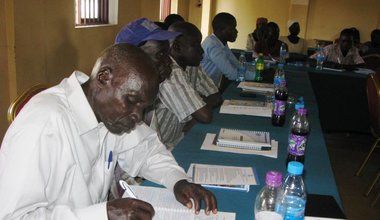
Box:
367;71;380;136
363;54;380;71
7;84;48;124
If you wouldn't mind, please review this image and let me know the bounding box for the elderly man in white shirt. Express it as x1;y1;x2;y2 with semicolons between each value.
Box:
0;44;217;220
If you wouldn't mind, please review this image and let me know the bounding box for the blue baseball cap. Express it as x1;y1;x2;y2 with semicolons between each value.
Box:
115;18;181;45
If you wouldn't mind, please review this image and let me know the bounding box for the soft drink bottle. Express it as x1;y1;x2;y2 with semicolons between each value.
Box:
254;171;284;220
286;108;309;166
237;52;246;82
276;161;307;220
272;79;288;127
255;53;265;82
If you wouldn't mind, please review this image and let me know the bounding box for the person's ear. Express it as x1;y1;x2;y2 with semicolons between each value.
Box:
97;69;111;86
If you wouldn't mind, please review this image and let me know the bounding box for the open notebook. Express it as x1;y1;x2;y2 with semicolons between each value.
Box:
216;128;271;151
124;186;236;220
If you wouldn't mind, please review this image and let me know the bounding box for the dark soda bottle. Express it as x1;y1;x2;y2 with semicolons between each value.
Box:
272;79;288;127
286;108;309;166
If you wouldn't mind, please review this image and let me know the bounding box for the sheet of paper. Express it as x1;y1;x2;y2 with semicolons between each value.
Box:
124;186;236;220
237;82;274;93
354;67;375;75
201;133;278;158
188;163;257;185
304;217;346;220
219;100;272;117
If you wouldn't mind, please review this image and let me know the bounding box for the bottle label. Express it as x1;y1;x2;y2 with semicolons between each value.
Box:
288;134;307;156
273;100;286;115
256;63;264;71
276;196;306;220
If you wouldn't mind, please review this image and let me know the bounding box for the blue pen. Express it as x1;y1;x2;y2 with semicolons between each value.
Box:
107;151;113;169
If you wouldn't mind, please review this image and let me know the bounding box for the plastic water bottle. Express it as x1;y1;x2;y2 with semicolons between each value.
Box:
254;171;284;220
315;44;325;70
255;53;265;82
272;79;288;127
286;108;309;166
276;161;307;220
274;63;285;89
237;52;246;82
289;98;305;125
279;42;287;65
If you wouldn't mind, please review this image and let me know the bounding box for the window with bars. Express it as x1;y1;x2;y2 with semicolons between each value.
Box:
75;0;109;26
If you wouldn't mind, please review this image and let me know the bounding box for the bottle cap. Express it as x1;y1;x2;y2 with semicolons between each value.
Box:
297;108;307;115
295;102;304;110
265;171;282;187
287;161;304;175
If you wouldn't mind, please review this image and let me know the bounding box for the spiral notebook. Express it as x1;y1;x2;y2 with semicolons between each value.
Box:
216;128;271;151
125;185;236;220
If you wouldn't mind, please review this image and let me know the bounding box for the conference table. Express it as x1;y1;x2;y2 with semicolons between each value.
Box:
164;66;346;219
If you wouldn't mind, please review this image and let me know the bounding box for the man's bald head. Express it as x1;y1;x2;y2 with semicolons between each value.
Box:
85;43;159;134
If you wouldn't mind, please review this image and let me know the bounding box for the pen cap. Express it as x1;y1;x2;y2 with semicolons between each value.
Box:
265;171;282;187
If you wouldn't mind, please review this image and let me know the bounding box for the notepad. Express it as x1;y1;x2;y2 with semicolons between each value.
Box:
216;128;271;150
124;185;236;220
219;100;272;117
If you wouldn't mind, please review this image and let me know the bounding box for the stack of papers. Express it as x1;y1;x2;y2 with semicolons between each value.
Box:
187;163;258;192
238;82;274;94
219;99;272;117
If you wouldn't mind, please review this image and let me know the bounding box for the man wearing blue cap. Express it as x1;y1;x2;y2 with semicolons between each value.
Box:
115;17;180;83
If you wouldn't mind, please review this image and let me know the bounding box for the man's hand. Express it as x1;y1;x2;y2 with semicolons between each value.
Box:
173;179;217;215
107;198;155;220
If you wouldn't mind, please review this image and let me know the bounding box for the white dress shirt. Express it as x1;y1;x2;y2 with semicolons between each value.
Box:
0;71;189;220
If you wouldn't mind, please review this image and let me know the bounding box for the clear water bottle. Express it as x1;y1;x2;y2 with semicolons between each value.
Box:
289;98;305;126
286;108;309;166
274;63;285;89
237;52;247;82
315;43;325;70
279;42;287;65
254;171;284;220
276;161;307;220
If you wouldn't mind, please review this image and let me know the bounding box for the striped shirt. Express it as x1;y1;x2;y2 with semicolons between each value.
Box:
151;58;219;150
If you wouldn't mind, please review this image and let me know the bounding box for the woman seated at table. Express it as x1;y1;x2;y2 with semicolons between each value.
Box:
254;22;288;61
279;20;308;61
246;17;268;51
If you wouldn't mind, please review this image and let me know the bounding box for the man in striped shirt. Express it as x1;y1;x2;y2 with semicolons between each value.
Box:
151;22;223;150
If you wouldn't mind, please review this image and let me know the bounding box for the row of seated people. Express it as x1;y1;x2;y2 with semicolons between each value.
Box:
0;11;376;219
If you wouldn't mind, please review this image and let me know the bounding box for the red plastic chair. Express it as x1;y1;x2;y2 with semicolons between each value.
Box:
7;84;48;124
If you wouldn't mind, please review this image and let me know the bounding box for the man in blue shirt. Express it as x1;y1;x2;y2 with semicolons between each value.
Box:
201;12;240;89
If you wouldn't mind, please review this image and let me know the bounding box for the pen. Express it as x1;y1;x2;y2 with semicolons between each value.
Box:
119;180;138;198
107;151;113;170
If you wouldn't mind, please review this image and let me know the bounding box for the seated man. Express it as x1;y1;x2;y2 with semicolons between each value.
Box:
254;21;288;60
0;44;217;219
360;29;380;56
246;17;268;51
201;12;240;87
115;17;180;125
151;21;223;150
279;20;307;57
310;28;365;68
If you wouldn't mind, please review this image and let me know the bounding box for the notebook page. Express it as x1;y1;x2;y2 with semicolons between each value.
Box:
126;186;236;220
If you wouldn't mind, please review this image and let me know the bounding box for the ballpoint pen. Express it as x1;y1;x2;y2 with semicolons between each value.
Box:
107;151;113;170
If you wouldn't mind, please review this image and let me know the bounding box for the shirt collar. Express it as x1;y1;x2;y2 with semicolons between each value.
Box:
211;34;229;48
66;71;99;135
